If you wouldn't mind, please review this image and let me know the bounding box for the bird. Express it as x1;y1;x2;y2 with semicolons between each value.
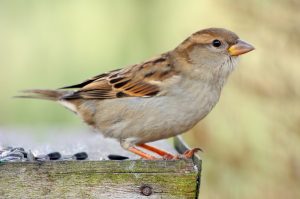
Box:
18;28;254;160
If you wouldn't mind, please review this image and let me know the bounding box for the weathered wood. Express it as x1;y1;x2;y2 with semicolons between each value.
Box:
0;136;202;198
0;160;198;199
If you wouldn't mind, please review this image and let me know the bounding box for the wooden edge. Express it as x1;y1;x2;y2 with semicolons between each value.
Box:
0;159;196;174
174;136;202;199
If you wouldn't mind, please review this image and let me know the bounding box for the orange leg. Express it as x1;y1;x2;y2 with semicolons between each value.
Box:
138;144;175;160
127;146;157;160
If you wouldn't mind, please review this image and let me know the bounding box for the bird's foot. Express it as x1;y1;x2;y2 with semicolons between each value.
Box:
127;144;201;160
174;148;202;160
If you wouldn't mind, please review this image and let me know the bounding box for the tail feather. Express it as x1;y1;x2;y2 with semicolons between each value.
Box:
15;89;70;101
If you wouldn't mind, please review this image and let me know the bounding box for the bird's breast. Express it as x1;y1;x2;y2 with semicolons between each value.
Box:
86;79;222;143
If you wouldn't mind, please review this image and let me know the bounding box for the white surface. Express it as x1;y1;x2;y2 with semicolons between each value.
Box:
0;127;177;160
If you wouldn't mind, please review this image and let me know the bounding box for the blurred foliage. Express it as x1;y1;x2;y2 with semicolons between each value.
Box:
0;0;300;198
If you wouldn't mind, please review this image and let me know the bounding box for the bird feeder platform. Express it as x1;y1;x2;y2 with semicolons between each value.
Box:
0;130;201;199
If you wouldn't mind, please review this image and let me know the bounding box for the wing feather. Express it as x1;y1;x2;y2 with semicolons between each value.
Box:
61;53;178;100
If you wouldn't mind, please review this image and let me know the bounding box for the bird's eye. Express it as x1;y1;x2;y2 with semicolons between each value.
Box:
212;39;222;47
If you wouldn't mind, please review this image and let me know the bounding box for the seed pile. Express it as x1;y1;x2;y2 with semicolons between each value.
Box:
0;146;88;162
0;146;131;162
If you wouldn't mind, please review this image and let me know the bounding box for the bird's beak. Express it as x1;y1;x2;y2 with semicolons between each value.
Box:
228;39;255;56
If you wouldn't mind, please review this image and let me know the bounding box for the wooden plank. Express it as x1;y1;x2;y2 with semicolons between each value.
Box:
0;134;202;198
0;159;198;199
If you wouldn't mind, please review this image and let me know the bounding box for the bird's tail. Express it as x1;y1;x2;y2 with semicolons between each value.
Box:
15;89;71;101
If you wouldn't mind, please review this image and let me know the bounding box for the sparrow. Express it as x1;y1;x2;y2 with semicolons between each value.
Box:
19;28;254;160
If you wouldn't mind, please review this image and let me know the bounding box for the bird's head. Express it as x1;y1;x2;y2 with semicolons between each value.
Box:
173;28;254;80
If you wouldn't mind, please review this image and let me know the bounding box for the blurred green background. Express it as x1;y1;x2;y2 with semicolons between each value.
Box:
1;0;300;198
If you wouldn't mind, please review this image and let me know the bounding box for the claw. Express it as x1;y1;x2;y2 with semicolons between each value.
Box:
174;148;202;159
183;148;202;158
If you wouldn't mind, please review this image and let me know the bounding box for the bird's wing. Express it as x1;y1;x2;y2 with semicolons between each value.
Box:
61;53;179;100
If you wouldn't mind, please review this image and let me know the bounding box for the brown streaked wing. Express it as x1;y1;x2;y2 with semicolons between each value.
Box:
62;53;177;100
